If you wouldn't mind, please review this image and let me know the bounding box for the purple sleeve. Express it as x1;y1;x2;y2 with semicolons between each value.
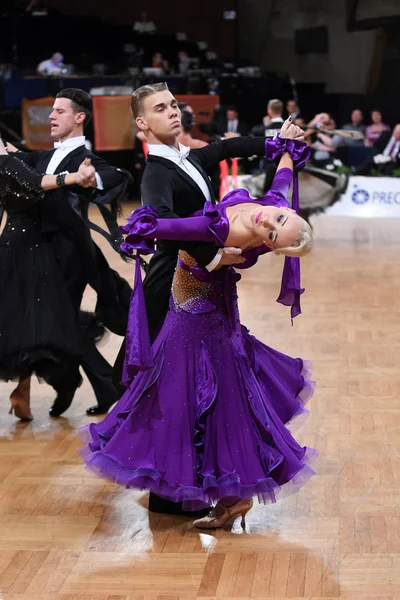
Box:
143;216;214;242
269;167;293;199
366;125;374;142
120;207;217;256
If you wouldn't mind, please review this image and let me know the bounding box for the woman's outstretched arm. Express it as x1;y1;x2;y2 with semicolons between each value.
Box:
268;154;294;199
121;208;217;255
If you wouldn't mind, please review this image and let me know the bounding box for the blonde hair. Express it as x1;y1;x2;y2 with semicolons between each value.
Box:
267;98;283;117
131;82;169;118
274;217;313;257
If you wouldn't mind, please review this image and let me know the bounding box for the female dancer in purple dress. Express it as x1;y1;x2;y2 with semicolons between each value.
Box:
80;129;317;529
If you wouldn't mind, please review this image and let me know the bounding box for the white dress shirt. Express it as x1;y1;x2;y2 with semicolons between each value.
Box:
227;119;238;133
147;142;222;270
46;136;103;189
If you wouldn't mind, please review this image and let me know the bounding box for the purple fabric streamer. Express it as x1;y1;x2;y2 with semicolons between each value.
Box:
266;137;311;321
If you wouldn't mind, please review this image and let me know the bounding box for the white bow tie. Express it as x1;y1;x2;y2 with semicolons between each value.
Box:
177;146;190;162
53;142;70;150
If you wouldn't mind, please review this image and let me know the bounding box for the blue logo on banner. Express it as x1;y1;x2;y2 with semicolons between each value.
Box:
352;187;370;205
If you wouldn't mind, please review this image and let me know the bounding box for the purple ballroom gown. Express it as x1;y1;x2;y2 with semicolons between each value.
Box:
80;139;317;508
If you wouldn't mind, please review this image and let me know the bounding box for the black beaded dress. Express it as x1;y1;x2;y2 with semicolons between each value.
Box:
0;154;84;383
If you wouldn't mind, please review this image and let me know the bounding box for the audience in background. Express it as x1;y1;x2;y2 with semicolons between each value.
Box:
133;12;157;35
207;78;222;96
25;10;400;182
328;109;366;150
37;52;64;75
250;99;284;137
294;116;307;127
343;109;366;136
151;52;169;73
216;106;248;138
286;99;301;122
356;123;400;176
177;51;190;75
365;109;390;146
307;109;365;166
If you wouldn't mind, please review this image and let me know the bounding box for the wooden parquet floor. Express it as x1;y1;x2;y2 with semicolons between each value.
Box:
1;209;400;600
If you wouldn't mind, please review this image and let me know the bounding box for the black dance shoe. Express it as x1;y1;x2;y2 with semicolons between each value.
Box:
86;401;117;416
49;390;76;417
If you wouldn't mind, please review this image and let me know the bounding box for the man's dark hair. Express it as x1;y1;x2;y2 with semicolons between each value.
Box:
55;88;93;127
181;109;194;133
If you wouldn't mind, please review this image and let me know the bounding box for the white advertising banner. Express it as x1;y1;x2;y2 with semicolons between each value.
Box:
326;176;400;218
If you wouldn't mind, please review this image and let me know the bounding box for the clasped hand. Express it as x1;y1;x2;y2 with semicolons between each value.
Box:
279;117;305;142
76;158;97;187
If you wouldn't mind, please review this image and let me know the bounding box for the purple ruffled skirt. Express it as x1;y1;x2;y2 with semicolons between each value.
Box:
80;268;317;508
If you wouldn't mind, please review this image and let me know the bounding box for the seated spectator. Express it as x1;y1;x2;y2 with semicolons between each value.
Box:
321;109;366;155
151;52;169;73
365;110;390;147
286;99;301;122
304;112;331;137
356;124;400;176
295;116;307;128
133;12;156;35
207;78;222;96
311;141;335;164
152;52;163;68
177;51;190;75
324;116;336;131
343;109;366;137
37;52;64;75
250;99;284;137
216;106;248;138
302;113;337;164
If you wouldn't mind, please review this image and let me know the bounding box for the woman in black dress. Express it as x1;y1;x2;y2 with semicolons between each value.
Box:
0;139;96;420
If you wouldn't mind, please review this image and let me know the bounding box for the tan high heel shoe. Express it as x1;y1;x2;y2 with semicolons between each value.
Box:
9;389;33;421
193;498;253;529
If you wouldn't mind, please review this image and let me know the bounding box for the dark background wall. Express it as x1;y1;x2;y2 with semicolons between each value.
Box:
41;0;237;58
237;0;377;94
